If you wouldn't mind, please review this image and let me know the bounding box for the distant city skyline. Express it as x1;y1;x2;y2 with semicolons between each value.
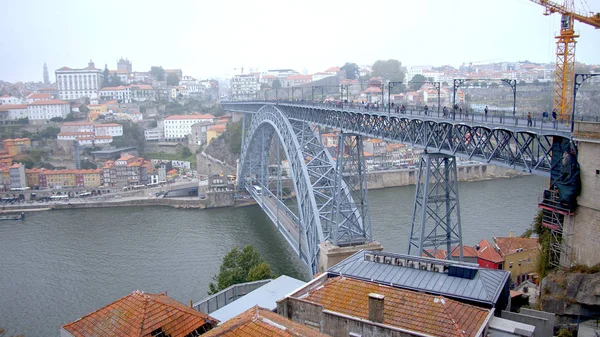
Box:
2;0;600;83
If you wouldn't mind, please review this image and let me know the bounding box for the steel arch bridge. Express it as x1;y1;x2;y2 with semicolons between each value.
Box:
224;101;572;274
225;101;573;177
239;105;372;274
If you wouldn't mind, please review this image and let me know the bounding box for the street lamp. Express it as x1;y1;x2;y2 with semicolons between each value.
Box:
312;85;324;102
572;73;600;132
340;84;349;109
388;81;404;115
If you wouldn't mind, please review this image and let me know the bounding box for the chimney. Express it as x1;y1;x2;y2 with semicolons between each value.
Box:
368;293;385;323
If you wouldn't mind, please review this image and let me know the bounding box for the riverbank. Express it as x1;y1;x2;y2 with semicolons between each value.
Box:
0;164;525;213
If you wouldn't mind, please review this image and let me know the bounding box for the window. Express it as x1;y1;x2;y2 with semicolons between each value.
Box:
509;262;513;269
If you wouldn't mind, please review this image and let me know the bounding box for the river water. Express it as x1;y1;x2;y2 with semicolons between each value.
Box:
0;175;547;336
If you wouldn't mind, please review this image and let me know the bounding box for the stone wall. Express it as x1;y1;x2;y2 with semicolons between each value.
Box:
365;164;524;189
570;122;600;267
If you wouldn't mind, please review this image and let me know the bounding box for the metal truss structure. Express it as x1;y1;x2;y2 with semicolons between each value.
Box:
408;153;463;260
238;105;371;274
223;102;572;177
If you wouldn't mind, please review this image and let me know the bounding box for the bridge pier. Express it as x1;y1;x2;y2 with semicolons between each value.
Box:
408;152;464;260
318;241;383;273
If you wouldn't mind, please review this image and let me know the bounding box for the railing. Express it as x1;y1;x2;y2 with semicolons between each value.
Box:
193;279;271;314
226;99;599;132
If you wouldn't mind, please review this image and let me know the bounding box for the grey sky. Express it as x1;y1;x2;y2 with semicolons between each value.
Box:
2;0;599;83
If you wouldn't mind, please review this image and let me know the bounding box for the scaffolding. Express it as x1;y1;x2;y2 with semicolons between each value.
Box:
538;189;573;267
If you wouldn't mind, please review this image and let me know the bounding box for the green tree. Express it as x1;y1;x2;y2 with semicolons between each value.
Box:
79;104;90;113
227;120;242;154
181;146;192;158
150;66;166;81
272;79;282;90
65;112;75;121
340;62;360;80
371;59;405;83
408;74;426;91
533;79;541;86
167;73;180;86
110;74;122;86
208;245;273;295
103;65;110;87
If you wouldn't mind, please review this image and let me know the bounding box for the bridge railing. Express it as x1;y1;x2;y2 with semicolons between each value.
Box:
225;100;599;132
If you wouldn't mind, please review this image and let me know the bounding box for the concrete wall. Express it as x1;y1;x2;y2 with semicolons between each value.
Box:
365;164;523;189
205;191;234;208
501;309;555;337
570;122;600;267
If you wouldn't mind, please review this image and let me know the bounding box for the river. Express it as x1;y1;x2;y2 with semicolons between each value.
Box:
0;175;547;336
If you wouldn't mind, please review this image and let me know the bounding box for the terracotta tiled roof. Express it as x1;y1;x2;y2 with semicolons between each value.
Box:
62;122;93;126
494;237;539;256
100;85;128;91
203;306;327;337
62;290;218;337
58;132;94;136
326;67;341;72
28;99;69;106
477;239;504;264
302;276;490;337
27;93;51;99
423;249;448;259
0;104;27;111
95;123;121;127
209;124;226;132
165;113;215;120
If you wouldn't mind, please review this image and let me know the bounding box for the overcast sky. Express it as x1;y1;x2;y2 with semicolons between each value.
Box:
2;0;599;83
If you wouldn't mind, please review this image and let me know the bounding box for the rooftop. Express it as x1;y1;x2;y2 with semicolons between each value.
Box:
208;275;305;323
203;306;327;337
297;276;491;337
28;99;69;106
62;290;218;337
165;113;215;120
328;250;511;306
494;237;539;256
478;239;505;264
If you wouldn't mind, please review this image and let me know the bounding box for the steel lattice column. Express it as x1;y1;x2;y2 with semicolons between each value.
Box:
408;153;463;260
332;133;372;246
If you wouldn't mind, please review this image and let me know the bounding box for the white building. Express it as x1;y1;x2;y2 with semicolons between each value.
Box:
95;123;123;137
27;100;70;122
145;127;163;142
0;94;21;105
311;72;331;82
163;114;215;140
55;60;104;101
180;76;203;95
99;86;131;103
231;74;260;100
57;132;112;146
407;66;432;83
0;105;27;124
9;163;27;189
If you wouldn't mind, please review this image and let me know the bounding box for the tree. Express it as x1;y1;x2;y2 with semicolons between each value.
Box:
272;79;282;90
167;73;180;86
340;62;360;80
103;65;110;87
181;146;192;158
371;59;405;83
110;74;122;86
150;66;166;81
208;245;273;295
408;74;426;91
79;104;90;113
65;112;75;122
533;79;541;86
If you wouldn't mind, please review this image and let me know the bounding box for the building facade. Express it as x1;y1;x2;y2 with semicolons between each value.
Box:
102;154;151;187
0;94;20;105
27;100;70;122
163;114;215;140
99;86;131;103
55;60;104;101
0;105;27;124
231;74;260;100
9;163;27;189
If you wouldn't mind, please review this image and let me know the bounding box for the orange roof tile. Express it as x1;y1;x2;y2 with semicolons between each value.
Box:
62;122;93;126
62;290;218;337
95;123;121;127
165;114;215;120
302;277;490;337
326;67;341;72
477;239;505;264
0;104;27;111
209;124;226;132
100;85;129;91
494;237;539;257
28;99;69;106
27;93;51;99
203;306;327;337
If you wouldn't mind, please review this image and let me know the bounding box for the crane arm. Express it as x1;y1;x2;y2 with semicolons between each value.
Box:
531;0;600;28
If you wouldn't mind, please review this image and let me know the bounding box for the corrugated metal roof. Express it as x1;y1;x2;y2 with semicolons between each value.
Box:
209;275;306;323
328;250;510;306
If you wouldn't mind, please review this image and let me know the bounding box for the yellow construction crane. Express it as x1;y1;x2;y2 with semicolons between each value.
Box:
530;0;600;122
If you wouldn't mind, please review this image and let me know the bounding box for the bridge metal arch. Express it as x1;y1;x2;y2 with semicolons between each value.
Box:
238;104;370;274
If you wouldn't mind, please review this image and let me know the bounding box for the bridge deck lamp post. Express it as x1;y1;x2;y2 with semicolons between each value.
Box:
453;78;517;120
340;84;349;109
388;81;404;116
573;73;600;132
312;85;324;103
406;81;441;115
500;79;517;117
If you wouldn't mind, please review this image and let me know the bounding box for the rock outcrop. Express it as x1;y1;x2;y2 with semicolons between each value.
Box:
541;270;600;317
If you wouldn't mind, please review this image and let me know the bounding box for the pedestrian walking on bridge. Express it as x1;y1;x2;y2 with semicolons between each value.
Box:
527;112;532;127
